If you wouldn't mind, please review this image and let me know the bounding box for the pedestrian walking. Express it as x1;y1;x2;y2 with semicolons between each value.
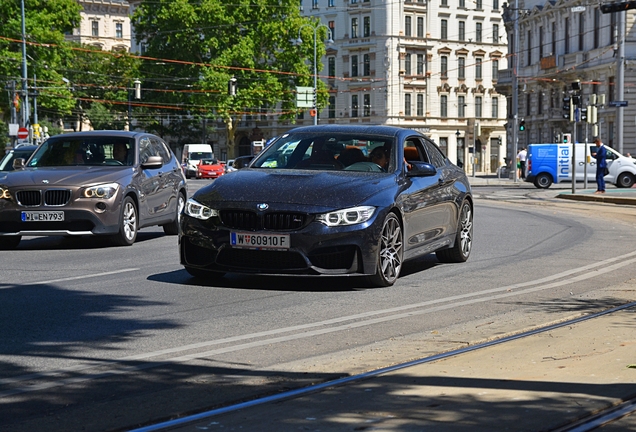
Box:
591;136;607;194
517;147;527;179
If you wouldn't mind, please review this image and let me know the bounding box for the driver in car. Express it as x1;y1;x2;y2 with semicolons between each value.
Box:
113;143;129;164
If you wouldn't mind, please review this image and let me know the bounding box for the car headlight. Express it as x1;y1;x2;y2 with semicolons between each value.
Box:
83;183;119;199
184;198;218;220
316;206;376;227
0;186;11;200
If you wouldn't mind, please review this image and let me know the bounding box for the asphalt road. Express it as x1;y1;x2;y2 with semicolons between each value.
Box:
2;180;636;431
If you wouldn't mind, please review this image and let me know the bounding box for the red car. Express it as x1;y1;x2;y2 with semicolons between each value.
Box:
196;159;225;179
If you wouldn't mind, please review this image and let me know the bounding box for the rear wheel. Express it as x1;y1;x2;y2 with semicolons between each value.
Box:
436;200;473;263
163;192;185;235
111;196;137;246
0;235;21;250
366;213;403;287
533;173;553;189
616;172;635;188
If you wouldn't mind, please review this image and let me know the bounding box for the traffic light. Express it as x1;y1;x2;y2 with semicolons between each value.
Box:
580;107;588;122
519;120;525;131
600;1;636;13
563;97;571;120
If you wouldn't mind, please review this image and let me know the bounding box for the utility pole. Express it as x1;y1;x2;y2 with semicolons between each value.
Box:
20;0;30;128
511;0;520;182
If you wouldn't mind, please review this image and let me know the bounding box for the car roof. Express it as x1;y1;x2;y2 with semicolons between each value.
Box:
284;124;420;138
12;145;38;152
46;130;151;139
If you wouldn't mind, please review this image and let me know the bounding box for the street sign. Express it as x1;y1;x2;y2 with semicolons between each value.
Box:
571;6;586;12
609;100;628;107
17;127;29;139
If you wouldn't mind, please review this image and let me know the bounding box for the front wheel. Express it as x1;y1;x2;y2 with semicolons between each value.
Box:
616;172;635;188
436;200;473;263
163;192;185;235
111;196;138;246
533;173;553;189
366;212;403;287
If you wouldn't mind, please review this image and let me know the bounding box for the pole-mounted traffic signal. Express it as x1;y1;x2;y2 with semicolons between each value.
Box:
519;120;525;131
600;1;636;13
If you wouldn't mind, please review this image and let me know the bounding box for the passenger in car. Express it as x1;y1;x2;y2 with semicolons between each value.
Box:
369;146;390;171
338;147;366;167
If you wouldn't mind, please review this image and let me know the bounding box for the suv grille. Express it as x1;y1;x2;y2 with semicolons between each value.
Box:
220;210;307;231
15;189;72;207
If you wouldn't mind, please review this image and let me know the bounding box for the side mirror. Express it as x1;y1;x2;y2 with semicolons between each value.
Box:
12;158;25;170
141;155;163;169
406;162;437;177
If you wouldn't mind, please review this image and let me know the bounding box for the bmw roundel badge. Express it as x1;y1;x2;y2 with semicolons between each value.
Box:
257;203;269;211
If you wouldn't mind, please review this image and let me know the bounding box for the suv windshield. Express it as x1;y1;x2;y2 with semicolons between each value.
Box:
28;137;136;167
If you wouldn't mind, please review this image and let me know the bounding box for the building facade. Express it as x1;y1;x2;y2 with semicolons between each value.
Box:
497;0;636;156
67;0;131;52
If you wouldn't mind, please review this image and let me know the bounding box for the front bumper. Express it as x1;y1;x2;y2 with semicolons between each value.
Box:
179;211;385;277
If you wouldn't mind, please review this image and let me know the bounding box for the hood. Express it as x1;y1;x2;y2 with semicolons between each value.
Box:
194;169;395;209
1;167;130;188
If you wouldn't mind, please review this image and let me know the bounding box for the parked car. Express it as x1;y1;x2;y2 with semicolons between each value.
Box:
196;159;225;179
180;125;473;287
0;131;187;249
0;145;38;172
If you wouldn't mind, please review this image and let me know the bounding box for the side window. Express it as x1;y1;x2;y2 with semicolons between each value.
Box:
150;138;170;162
423;140;447;168
403;137;428;163
139;137;156;164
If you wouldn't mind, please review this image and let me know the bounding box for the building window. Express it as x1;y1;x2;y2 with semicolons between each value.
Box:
329;21;336;39
441;56;448;78
329;96;336;118
475;57;482;79
441;0;448;5
492;59;499;80
405;93;412;116
441;20;448;40
312;0;318;9
459;0;465;7
476;22;482;42
441;95;448;117
537;92;543;114
363;17;370;37
405;54;411;75
459;21;465;41
458;57;465;79
476;0;482;8
417;54;424;75
351;55;358;77
363;53;370;76
328;57;336;78
552;22;556;55
91;21;99;37
491;97;498;118
328;0;335;6
115;23;123;39
439;137;448;156
459;95;465;117
417;17;424;38
493;0;499;9
475;96;482;117
579;14;585;51
527;31;532;66
565;17;570;54
417;94;424;116
610;12;616;45
493;24;499;42
352;95;359;117
364;94;371;116
405;16;411;37
351;18;358;38
594;9;600;48
609;76;615;102
539;27;543;58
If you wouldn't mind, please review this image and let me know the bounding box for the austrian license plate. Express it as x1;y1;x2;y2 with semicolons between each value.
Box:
21;211;65;222
230;232;290;249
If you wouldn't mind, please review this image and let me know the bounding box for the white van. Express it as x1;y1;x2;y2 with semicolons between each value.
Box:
182;144;214;179
527;143;636;188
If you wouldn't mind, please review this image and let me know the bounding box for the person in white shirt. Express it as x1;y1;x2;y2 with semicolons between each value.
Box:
517;147;527;179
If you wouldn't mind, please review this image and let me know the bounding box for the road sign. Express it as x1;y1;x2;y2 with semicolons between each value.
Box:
609;100;628;107
17;127;29;139
571;6;586;12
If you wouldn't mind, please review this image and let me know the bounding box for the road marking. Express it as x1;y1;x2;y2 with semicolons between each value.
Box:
1;268;140;287
2;251;636;397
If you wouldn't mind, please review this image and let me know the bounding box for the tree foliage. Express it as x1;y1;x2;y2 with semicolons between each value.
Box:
132;0;327;156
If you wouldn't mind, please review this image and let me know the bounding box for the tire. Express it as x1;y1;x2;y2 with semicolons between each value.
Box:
163;192;185;235
0;235;21;250
366;212;403;287
533;173;553;189
436;200;473;263
185;266;225;280
111;196;138;246
616;172;635;188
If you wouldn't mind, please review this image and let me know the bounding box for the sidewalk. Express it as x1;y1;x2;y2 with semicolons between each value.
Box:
468;174;636;206
170;305;636;431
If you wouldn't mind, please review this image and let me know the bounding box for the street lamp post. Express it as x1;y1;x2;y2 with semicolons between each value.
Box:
128;79;141;131
294;23;333;126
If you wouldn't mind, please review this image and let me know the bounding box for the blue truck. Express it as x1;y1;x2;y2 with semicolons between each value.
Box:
526;143;636;188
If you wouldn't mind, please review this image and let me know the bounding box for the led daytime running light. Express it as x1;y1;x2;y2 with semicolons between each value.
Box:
184;198;217;220
317;206;376;227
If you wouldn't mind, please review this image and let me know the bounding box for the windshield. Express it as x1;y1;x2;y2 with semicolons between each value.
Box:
189;152;213;160
28;137;135;167
251;132;394;172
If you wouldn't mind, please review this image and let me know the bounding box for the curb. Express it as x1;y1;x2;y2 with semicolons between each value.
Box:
556;193;636;206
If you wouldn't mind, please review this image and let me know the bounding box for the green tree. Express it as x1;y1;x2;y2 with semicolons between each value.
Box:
132;0;327;158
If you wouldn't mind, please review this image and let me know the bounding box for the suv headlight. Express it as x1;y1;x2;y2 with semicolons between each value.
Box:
0;186;11;200
184;198;218;220
316;206;376;227
83;183;119;199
